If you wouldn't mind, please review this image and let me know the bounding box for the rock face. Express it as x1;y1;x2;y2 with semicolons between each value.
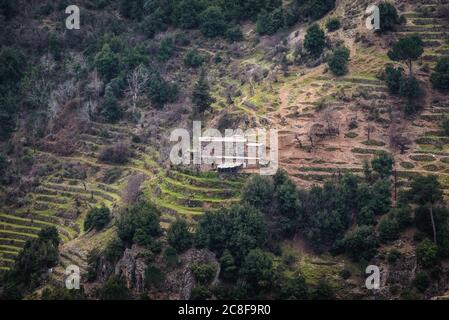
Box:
115;245;147;293
163;248;220;300
96;245;219;299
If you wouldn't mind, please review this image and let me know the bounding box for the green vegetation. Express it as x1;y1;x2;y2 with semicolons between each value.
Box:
0;227;59;299
431;56;449;91
192;70;215;114
167;219;194;252
184;48;205;67
328;46;350;76
84;207;111;231
200;6;227;38
117;200;161;246
0;47;26;138
339;225;379;261
326;18;341;32
388;35;424;76
96;275;131;300
102;85;122;123
378;2;400;33
304;24;326;58
191;263;216;285
416;239;439;269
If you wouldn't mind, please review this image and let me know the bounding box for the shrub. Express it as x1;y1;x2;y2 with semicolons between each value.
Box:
167;219;194;253
86;248;101;282
184;48;204;67
441;117;449;136
97;275;131;300
399;76;424;100
416;239;439;269
104;236;124;263
147;72;178;109
378;2;400;33
99;142;131;164
256;8;284;35
326;18;341;32
163;246;179;269
378;216;400;242
172;0;206;29
358;207;375;225
242;175;274;209
158;37;174;62
0;0;19;19
300;0;335;21
199;6;227;38
328;46;350;76
191;263;217;285
225;25;243;42
0;153;8;183
413;271;430;292
117;201;161;245
387;249;401;264
1;227;60;297
101;86;122;123
304;24;326;58
279;273;309;299
94;44;121;81
240;249;276;292
219;250;238;282
0;46;27;93
385;65;404;94
140;10;167;38
342;225;379;261
190;286;212;300
145;265;165;289
339;269;351;280
310;279;335;300
119;0;144;21
371;153;394;178
195;204;267;261
84;207;111;231
192;70;215;114
431;56;449;91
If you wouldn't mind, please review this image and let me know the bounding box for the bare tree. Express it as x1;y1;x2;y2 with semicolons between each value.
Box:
308;123;326;149
321;108;340;136
126;65;150;114
391;134;412;154
365;124;375;141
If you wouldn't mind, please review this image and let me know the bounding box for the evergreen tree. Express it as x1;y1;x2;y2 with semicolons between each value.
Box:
431;56;449;91
304;24;326;58
328;46;350;76
408;175;443;244
378;2;400;33
102;85;122;123
192;70;215;114
199;6;227;38
388;35;424;76
167;219;194;252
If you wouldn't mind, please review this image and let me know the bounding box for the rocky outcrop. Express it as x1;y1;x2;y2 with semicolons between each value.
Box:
95;245;219;299
115;245;147;293
163;248;219;300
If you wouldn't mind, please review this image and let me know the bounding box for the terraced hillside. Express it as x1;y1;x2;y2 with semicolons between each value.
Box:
0;119;245;274
239;0;449;199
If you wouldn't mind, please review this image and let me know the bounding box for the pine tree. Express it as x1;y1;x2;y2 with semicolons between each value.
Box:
192;70;215;114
